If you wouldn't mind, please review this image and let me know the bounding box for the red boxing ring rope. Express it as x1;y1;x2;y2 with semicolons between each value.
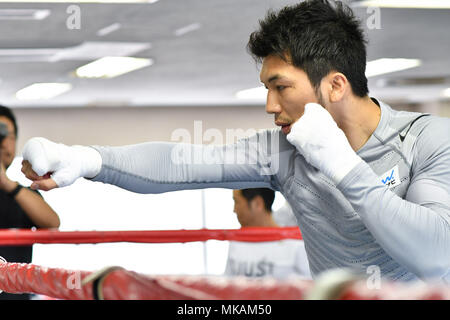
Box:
0;262;449;300
0;262;93;300
0;262;314;300
0;227;449;300
0;227;302;245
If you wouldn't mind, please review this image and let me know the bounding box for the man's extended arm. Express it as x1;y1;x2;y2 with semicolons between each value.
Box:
21;131;279;193
90;140;275;193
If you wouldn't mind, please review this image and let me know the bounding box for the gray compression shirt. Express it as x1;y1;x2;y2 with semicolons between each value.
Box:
91;99;450;283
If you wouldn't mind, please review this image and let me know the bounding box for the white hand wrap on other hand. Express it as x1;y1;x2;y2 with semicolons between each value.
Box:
22;137;102;188
286;103;363;185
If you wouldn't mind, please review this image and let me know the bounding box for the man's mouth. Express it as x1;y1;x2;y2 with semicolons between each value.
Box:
276;122;291;134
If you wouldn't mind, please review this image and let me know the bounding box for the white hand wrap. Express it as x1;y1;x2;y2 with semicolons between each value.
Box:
286;103;363;184
22;137;102;188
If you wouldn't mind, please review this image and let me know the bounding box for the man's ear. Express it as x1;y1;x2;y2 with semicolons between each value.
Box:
327;72;348;103
249;196;265;212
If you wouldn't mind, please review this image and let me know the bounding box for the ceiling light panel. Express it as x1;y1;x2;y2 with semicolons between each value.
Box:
75;57;153;78
442;88;450;97
174;23;202;37
0;9;50;20
235;86;267;100
51;42;151;62
15;83;72;100
96;23;122;37
366;58;421;77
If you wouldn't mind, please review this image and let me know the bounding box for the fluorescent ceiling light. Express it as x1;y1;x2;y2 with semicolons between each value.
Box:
16;83;72;100
236;86;267;100
174;23;202;37
442;88;450;98
0;42;151;63
0;9;50;20
75;57;153;78
354;1;450;9
50;42;151;62
96;23;121;37
366;58;421;77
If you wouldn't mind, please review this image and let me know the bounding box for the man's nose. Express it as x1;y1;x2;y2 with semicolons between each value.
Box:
265;91;282;114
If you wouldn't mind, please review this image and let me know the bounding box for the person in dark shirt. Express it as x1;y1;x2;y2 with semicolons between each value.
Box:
0;105;60;300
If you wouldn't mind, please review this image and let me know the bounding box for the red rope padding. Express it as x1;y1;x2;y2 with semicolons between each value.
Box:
338;280;450;300
0;262;313;300
101;271;313;300
86;271;450;300
0;262;449;300
0;262;93;300
0;227;302;245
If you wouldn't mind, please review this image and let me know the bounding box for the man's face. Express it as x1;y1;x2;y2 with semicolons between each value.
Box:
260;54;324;134
232;190;253;227
0;116;16;169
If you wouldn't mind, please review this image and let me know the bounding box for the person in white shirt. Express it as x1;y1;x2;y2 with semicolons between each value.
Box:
225;188;311;279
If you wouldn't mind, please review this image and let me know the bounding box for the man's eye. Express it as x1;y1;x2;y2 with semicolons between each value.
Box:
276;85;286;91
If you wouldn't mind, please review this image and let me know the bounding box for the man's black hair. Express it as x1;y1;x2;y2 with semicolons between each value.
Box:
240;188;275;212
0;105;18;137
247;0;369;97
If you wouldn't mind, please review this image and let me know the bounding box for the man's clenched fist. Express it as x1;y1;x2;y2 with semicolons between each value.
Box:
21;137;102;191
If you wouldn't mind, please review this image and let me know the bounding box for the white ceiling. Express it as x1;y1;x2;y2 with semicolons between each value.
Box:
0;0;449;108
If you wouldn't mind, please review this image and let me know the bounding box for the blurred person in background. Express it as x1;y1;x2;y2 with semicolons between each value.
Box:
225;188;311;279
0;105;60;300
